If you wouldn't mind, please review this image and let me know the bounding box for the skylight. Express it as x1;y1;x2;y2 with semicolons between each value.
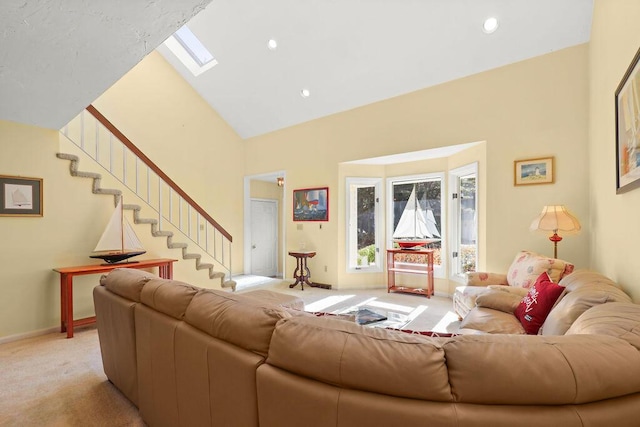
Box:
164;25;217;76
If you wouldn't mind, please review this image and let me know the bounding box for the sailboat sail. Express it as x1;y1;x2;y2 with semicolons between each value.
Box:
11;188;30;207
393;186;440;247
91;199;145;263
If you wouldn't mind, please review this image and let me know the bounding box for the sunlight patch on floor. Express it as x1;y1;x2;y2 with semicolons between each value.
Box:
366;300;415;314
431;311;460;332
405;305;428;321
304;295;356;312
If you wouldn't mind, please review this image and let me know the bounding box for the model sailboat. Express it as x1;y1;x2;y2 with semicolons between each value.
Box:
90;199;146;264
393;186;441;249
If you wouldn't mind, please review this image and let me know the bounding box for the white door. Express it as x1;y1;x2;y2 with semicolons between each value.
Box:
250;199;278;276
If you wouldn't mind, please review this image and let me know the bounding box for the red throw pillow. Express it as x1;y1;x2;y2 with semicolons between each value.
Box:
514;272;565;335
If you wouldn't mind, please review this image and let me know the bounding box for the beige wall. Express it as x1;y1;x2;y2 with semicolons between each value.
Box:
0;121;121;339
589;0;640;301
245;44;590;290
92;52;246;274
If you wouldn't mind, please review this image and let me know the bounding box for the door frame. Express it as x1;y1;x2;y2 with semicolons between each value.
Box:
243;171;286;276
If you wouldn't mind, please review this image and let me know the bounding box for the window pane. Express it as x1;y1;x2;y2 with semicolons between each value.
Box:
392;178;442;266
460;175;476;273
356;186;376;266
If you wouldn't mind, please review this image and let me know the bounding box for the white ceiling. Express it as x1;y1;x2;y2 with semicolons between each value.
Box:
1;1;593;137
157;0;594;139
0;0;212;130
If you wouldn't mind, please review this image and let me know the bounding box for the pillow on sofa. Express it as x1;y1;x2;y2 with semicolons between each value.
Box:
507;251;574;289
540;283;632;336
476;289;523;313
514;272;565;335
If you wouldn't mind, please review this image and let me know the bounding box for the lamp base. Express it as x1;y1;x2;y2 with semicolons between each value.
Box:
549;233;563;259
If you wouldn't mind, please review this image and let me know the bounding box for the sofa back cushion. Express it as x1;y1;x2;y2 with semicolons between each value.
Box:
444;334;640;405
184;289;291;357
541;278;632;336
566;302;640;350
507;251;574;288
140;278;200;320
267;316;452;401
102;267;155;302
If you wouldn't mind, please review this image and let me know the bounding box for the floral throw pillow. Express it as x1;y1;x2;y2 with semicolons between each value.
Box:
506;251;574;289
514;272;565;335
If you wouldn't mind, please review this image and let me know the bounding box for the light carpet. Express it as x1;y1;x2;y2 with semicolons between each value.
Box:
0;328;143;427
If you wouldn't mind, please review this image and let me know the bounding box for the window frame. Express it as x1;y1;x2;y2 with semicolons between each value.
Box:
449;162;478;282
345;177;383;273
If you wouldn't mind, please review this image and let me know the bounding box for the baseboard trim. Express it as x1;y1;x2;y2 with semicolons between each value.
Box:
0;326;59;345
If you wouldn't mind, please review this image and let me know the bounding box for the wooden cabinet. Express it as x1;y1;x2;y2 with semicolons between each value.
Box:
386;249;434;298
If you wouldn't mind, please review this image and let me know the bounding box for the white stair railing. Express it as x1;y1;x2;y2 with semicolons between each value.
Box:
60;105;232;281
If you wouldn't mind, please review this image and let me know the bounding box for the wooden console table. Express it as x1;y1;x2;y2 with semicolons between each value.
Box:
288;251;330;290
53;258;177;338
386;249;434;298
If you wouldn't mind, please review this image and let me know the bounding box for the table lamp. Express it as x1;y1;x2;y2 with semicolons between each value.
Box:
529;205;581;259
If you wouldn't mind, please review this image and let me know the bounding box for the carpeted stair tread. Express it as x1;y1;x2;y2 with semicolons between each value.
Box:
196;263;214;270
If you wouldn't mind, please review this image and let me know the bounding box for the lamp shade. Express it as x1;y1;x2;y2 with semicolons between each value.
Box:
530;205;581;233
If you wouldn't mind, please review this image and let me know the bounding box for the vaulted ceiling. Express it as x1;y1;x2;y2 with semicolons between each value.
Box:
1;1;593;138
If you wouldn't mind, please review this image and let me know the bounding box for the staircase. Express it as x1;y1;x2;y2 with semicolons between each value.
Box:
58;106;236;291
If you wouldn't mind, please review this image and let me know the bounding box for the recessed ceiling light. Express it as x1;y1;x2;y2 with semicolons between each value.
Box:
483;17;499;34
300;89;310;98
267;39;278;50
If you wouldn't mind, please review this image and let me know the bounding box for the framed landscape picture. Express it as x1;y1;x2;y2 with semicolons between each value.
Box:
0;175;43;216
514;157;554;186
293;187;329;221
615;45;640;194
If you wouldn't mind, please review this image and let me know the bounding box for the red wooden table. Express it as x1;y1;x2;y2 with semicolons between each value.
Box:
386;249;434;298
53;258;177;338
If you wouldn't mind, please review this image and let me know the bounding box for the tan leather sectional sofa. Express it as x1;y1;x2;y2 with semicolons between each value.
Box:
459;270;635;335
94;268;640;427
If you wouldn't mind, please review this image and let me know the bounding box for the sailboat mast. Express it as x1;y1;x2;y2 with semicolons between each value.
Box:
413;183;418;239
120;199;124;252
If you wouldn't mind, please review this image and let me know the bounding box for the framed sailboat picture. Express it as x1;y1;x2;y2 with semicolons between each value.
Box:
293;187;329;221
0;175;43;217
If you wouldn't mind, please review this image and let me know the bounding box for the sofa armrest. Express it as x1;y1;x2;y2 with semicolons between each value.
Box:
465;272;508;287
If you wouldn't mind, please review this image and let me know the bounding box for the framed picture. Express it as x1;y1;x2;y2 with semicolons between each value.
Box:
514;157;554;186
615;45;640;194
293;187;329;221
0;175;43;217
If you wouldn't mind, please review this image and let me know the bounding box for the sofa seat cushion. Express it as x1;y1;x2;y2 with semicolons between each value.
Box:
541;283;632;336
566;302;640;350
506;251;574;288
459;307;525;334
475;289;523;314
